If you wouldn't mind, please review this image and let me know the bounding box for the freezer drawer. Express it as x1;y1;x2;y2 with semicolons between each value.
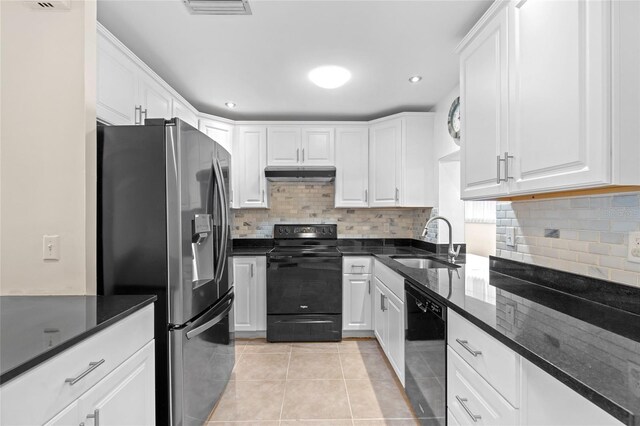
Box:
170;291;234;426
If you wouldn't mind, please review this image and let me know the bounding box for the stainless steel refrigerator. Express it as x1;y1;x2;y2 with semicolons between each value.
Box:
98;118;233;426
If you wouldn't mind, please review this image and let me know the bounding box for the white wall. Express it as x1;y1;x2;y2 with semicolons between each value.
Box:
0;1;96;295
431;85;465;244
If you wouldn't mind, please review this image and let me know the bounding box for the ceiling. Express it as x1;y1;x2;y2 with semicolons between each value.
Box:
97;0;492;121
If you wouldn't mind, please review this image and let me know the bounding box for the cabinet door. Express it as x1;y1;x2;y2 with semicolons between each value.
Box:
386;290;404;384
237;126;268;208
79;341;155;426
459;5;510;200
335;127;369;207
172;98;198;128
138;73;172;121
342;274;372;331
97;33;139;125
233;257;258;331
43;401;80;426
200;119;234;155
508;0;610;194
267;126;301;166
369;120;402;207
301;127;335;165
373;280;387;349
521;358;621;426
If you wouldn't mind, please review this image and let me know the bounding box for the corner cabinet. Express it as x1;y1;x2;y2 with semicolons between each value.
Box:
458;0;640;200
235;126;269;208
1;306;155;426
232;256;267;332
369;114;436;208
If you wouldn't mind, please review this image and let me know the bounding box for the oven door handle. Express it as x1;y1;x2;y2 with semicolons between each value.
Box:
185;291;234;340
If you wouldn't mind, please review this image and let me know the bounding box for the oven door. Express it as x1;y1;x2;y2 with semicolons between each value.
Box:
267;255;342;314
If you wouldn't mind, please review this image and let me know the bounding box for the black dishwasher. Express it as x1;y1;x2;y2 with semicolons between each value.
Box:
405;281;446;426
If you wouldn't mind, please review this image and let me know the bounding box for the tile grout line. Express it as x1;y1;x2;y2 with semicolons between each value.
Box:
278;346;293;424
338;347;356;426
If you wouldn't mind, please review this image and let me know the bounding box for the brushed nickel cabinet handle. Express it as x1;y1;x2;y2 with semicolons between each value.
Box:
134;105;141;125
504;151;514;181
364;189;368;203
455;396;481;422
456;338;482;357
250;263;254;277
65;359;105;385
368;279;371;294
395;188;399;202
496;155;502;184
297;148;300;162
262;189;265;203
86;409;100;426
302;148;305;162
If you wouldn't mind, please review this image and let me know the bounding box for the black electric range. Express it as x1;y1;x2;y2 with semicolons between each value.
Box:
266;224;343;342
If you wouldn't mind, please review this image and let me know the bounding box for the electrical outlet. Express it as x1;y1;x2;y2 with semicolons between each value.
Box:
506;227;516;247
43;235;60;260
628;232;640;264
505;303;516;325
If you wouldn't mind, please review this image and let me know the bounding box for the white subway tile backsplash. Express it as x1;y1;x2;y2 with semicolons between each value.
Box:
496;192;640;287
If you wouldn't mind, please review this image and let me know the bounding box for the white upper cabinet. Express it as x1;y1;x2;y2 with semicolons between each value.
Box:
335;126;369;208
301;127;335;165
508;0;610;194
267;126;302;166
368;114;435;208
138;72;173;122
266;126;335;166
369;119;402;207
236;126;268;208
459;4;510;200
172;98;198;129
458;0;640;200
97;29;139;125
200;117;234;155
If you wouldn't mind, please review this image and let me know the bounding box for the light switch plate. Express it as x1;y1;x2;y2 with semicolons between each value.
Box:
506;227;516;247
43;235;60;261
628;232;640;263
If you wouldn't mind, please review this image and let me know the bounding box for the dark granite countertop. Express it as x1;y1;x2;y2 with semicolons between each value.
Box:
0;295;156;384
350;246;640;425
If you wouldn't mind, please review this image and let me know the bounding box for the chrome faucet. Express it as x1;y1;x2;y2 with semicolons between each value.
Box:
422;216;461;262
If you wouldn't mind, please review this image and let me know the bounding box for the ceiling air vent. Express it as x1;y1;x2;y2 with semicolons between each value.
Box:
24;0;71;10
183;0;252;15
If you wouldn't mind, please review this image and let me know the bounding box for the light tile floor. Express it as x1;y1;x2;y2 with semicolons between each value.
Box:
207;338;422;425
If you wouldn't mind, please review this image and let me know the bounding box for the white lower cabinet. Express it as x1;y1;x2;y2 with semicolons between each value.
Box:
373;260;405;385
233;256;267;332
342;256;373;331
77;341;155;426
520;359;621;426
448;347;518;426
1;305;155;426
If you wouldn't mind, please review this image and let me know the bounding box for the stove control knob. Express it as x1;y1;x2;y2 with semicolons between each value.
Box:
285;229;289;234
278;228;283;234
322;228;326;234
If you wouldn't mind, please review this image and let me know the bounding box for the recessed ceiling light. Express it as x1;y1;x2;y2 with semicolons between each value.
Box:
409;75;423;83
308;65;351;89
225;102;236;108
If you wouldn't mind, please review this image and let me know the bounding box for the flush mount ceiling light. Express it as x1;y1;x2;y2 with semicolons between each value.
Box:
225;102;236;108
409;75;423;83
308;65;351;89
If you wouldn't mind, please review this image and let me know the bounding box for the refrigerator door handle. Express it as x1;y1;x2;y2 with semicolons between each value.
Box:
213;159;229;284
185;291;234;340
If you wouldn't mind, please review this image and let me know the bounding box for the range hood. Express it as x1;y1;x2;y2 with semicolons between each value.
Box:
265;166;336;182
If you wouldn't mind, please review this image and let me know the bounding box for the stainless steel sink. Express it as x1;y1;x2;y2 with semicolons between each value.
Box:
390;256;460;269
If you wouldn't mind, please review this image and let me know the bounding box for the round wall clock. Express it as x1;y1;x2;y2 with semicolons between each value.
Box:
448;96;461;144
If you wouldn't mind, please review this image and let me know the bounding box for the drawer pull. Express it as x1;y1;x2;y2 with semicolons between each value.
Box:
351;264;366;269
86;409;100;426
456;339;482;357
65;359;105;385
455;395;482;422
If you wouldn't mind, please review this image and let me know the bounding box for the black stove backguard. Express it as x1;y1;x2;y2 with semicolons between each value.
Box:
267;224;342;342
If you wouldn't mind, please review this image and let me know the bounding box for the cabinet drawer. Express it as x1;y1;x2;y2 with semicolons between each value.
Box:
447;347;518;426
0;305;154;426
447;309;520;407
373;260;404;300
344;256;372;274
